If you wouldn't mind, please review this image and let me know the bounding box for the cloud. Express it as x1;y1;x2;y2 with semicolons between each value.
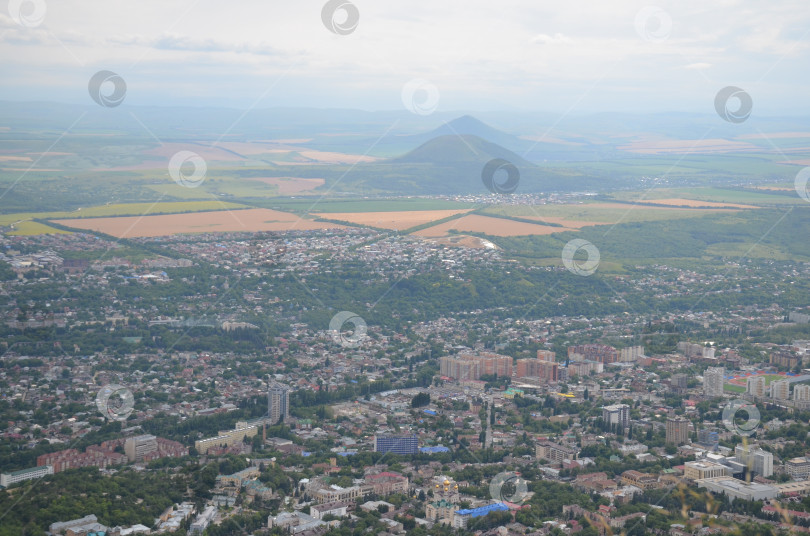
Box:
0;0;808;113
530;33;573;45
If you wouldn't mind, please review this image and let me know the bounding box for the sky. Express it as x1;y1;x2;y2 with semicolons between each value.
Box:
1;0;809;115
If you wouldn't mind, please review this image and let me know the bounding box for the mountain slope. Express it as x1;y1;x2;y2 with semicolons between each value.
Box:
396;115;527;153
391;134;533;168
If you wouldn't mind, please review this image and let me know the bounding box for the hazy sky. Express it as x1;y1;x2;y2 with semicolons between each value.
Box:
1;0;808;115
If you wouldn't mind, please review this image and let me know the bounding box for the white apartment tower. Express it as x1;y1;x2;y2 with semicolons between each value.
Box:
704;367;725;398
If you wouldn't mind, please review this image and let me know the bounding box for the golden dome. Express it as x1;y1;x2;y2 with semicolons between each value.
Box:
443;479;450;486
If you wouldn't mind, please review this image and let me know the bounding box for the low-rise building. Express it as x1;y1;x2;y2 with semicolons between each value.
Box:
786;457;810;481
621;470;659;490
684;460;729;481
452;502;509;529
311;500;351;520
536;441;579;466
697;476;778;502
0;465;53;487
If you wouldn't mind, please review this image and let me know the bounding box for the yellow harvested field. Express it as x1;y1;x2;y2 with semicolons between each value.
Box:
248;177;325;194
413;214;573;237
640;198;757;209
52;208;346;238
754;186;794;191
316;210;472;230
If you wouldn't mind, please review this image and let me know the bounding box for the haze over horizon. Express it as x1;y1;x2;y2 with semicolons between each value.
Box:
2;0;809;116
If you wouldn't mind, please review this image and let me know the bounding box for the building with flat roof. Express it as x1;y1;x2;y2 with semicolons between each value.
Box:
747;376;766;397
0;465;53;488
684;460;729;481
440;352;512;381
49;514;104;535
311;500;351;520
735;444;774;477
771;379;790;401
602;404;630;430
452;502;509;529
189;505;217;535
698;428;720;451
516;358;558;383
696;477;778;502
786;457;810;481
125;434;158;463
536;441;579;466
666;417;690;446
704;367;725;398
795;384;810;403
373;435;418;455
194;421;259;454
268;382;290;425
568;344;619;365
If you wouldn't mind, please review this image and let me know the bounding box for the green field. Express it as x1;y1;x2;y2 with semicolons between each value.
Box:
724;373;790;393
481;202;746;225
612;187;802;206
255;198;477;214
6;221;71;236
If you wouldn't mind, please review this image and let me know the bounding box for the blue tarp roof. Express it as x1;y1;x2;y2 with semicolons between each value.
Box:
457;502;509;517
